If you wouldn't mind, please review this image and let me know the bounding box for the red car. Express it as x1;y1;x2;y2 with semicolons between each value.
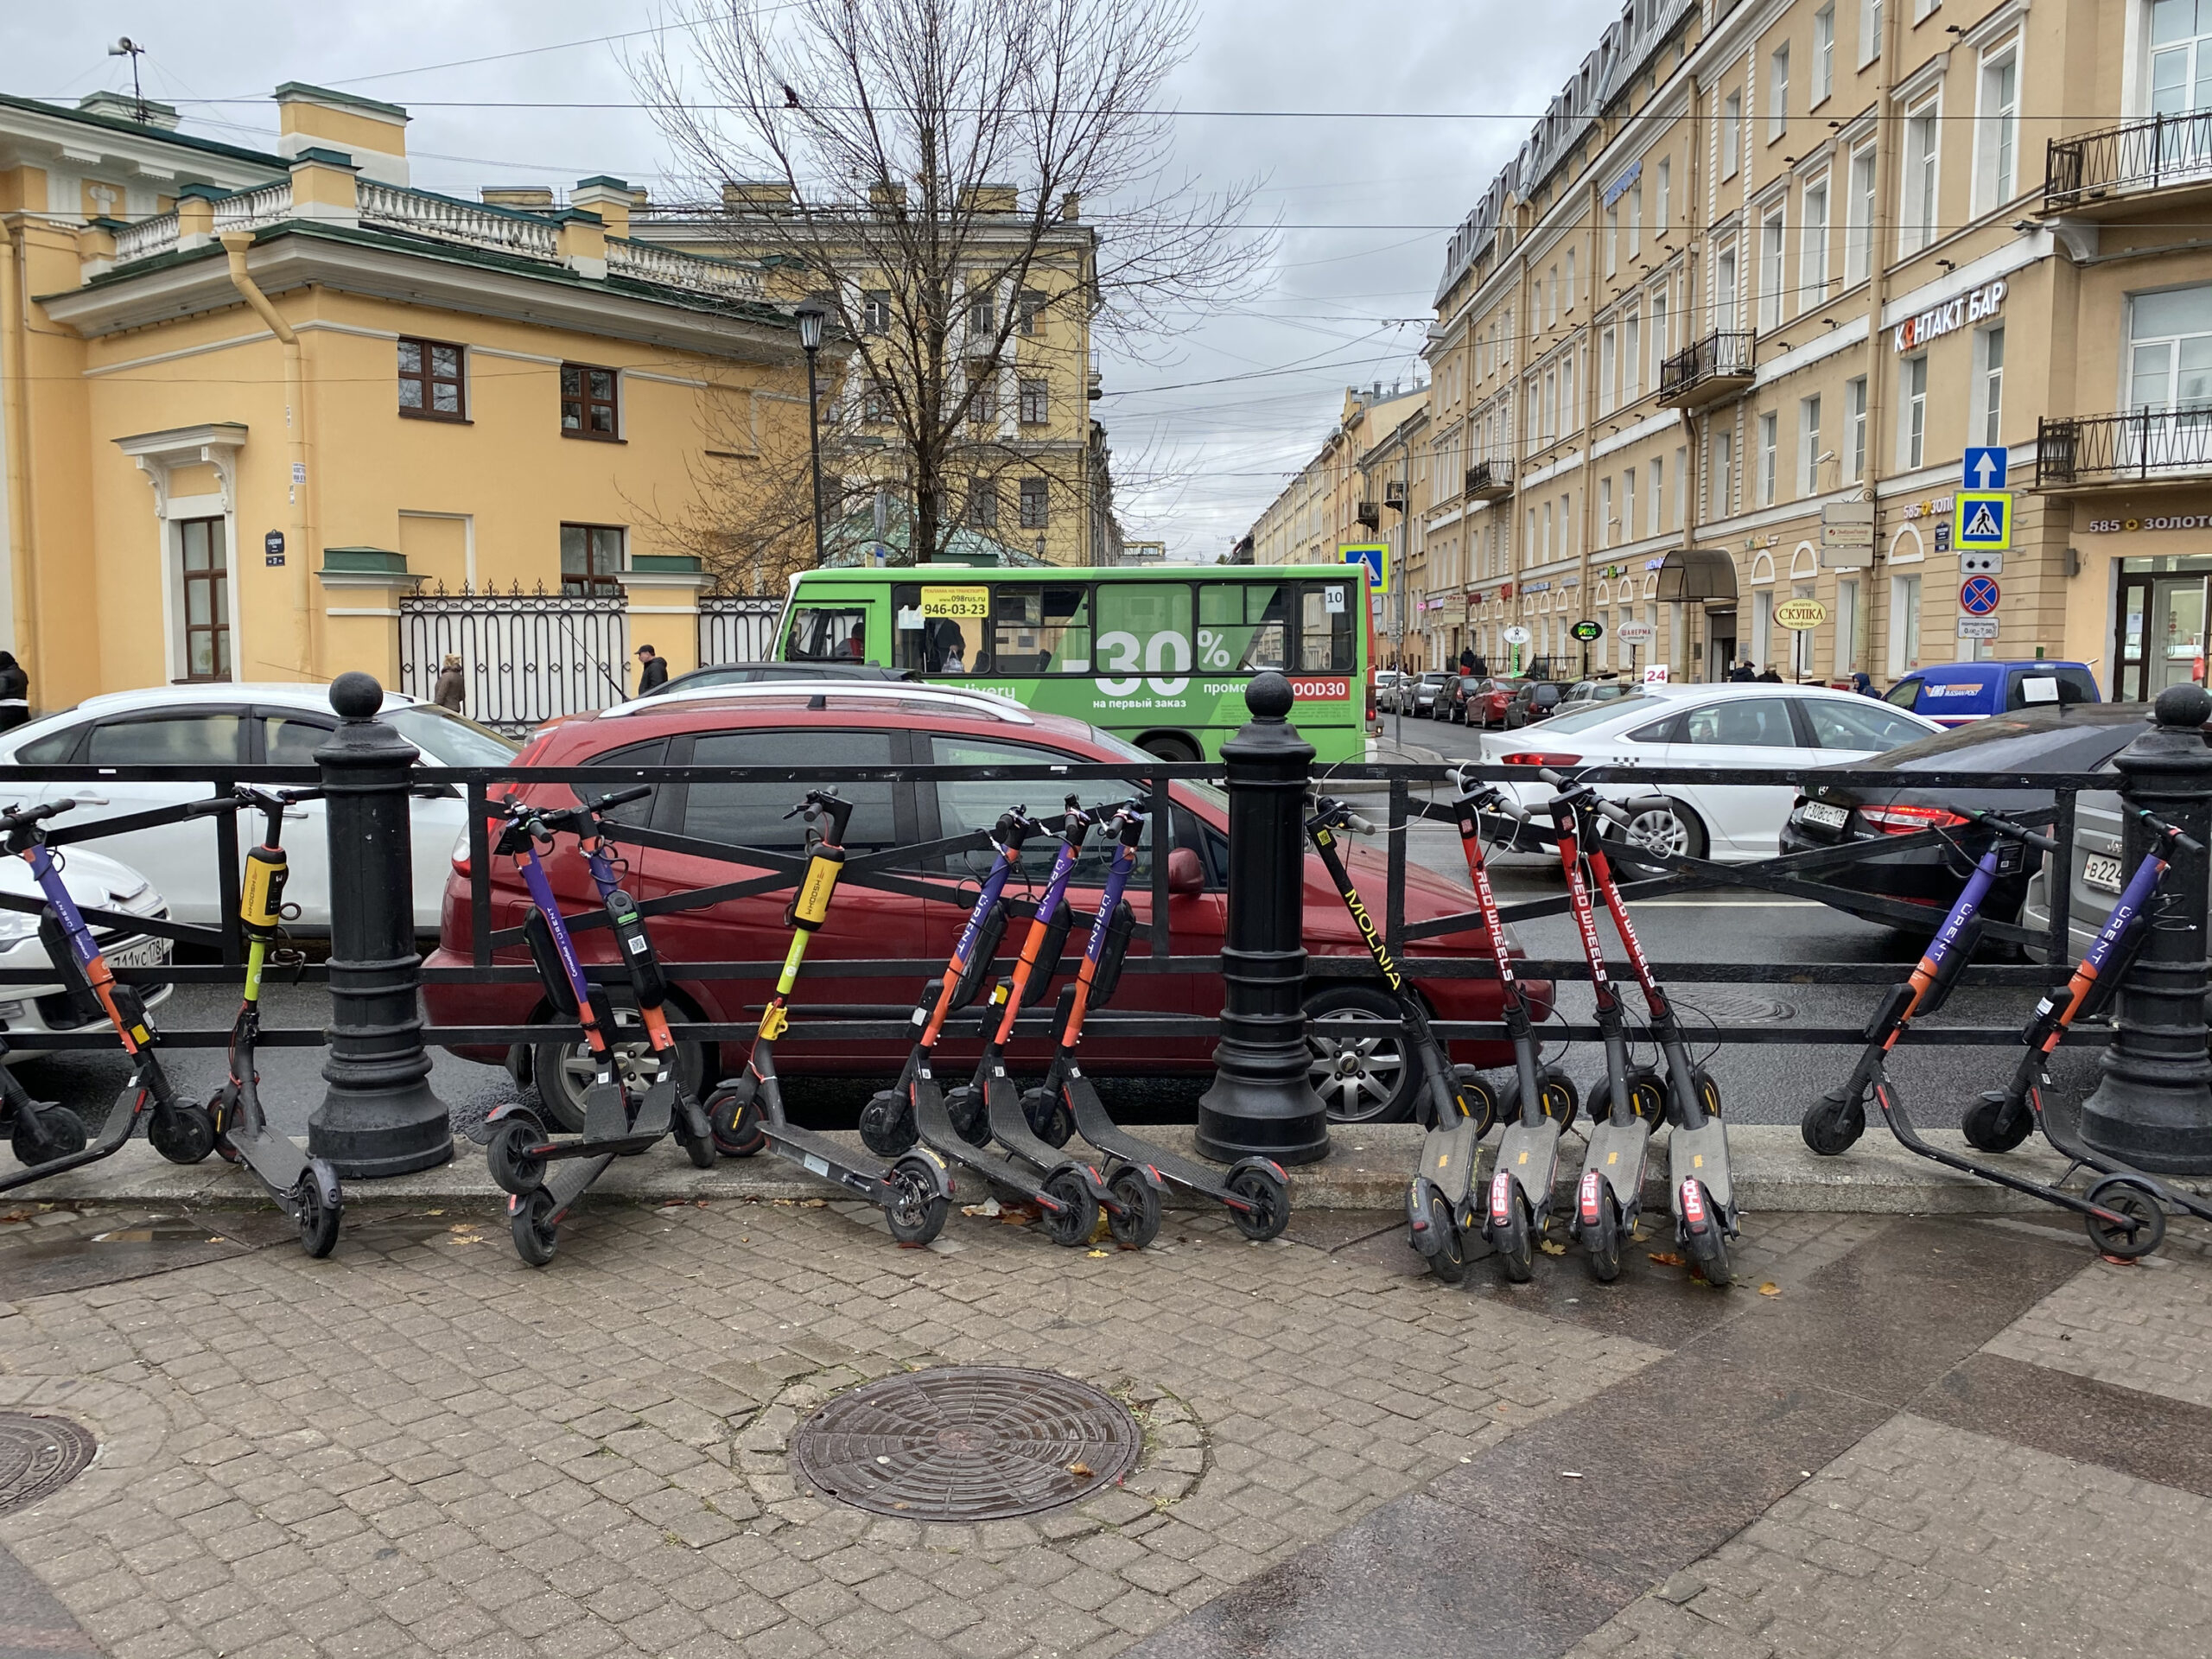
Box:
1471;678;1525;728
423;685;1548;1127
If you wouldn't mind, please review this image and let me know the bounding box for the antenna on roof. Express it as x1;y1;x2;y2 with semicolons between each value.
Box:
106;37;147;126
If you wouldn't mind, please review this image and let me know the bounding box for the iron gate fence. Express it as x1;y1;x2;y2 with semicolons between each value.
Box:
696;594;783;665
399;584;631;734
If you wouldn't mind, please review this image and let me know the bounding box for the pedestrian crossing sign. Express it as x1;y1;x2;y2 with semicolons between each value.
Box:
1954;490;2012;551
1340;543;1390;594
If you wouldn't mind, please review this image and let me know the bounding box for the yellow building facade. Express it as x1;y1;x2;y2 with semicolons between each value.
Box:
0;84;816;714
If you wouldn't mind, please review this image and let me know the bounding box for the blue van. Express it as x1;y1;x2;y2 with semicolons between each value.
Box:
1880;660;2101;728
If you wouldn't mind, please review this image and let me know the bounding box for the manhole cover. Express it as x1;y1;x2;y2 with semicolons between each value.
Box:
1679;991;1795;1025
789;1366;1141;1521
0;1414;96;1518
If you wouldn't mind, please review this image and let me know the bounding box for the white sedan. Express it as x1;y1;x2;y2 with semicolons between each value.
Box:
1475;683;1942;861
0;684;519;931
0;843;175;1047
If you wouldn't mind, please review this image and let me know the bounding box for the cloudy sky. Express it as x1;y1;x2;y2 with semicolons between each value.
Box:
9;0;1623;559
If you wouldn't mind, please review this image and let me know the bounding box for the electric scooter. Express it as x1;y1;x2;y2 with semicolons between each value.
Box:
1306;794;1498;1282
1800;807;2166;1259
704;790;953;1245
1961;807;2212;1232
1021;803;1293;1242
482;788;719;1264
864;804;1100;1248
207;786;345;1257
0;798;217;1194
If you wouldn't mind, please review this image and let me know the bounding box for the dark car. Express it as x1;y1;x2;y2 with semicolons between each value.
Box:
645;660;913;697
1503;680;1569;728
1559;677;1636;709
1409;671;1455;718
1777;703;2149;933
1442;674;1486;723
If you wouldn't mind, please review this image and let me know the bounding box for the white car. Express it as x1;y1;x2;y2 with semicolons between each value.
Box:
0;684;518;930
0;843;174;1046
1476;683;1942;861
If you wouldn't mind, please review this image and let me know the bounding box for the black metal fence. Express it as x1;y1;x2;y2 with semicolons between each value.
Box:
2046;109;2212;208
696;594;784;665
399;584;632;732
2037;409;2212;490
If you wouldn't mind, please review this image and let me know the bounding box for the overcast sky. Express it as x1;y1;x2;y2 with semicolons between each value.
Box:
9;0;1623;559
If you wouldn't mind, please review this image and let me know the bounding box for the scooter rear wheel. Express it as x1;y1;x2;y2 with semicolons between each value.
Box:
1694;1069;1724;1119
2083;1175;2166;1260
1540;1069;1580;1129
1962;1087;2035;1154
1107;1167;1161;1250
885;1157;949;1246
295;1176;341;1259
512;1188;561;1267
679;1122;717;1170
10;1104;85;1168
1586;1194;1622;1282
486;1117;546;1196
1624;1068;1669;1128
860;1090;916;1157
1039;1171;1098;1249
1495;1192;1535;1283
1801;1089;1866;1156
1227;1167;1291;1242
709;1083;766;1158
1021;1088;1076;1149
149;1100;216;1166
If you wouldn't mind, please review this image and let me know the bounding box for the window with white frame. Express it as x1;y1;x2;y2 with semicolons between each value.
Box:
1563;353;1576;429
1815;6;1835;103
1717;245;1738;334
1651;288;1669;381
1656;156;1671;233
1759;207;1786;330
1542;500;1554;561
1543;369;1557;444
1847;375;1868;480
1548;264;1559;327
2152;0;2212;118
1600;477;1614;547
1624;310;1641;403
1605;203;1620;276
1901;353;1929;467
1974;41;2020;213
1759;410;1779;505
1648;458;1664;536
1860;0;1884;67
1801;176;1830;306
1721;91;1742;179
1975;326;2005;446
1914;0;1940;19
1624;468;1638;540
1563;252;1574;311
1600;327;1618;414
1629;183;1643;257
1770;43;1790;141
1846;144;1877;285
1798;393;1823;494
2126;285;2212;412
1902;95;1941;255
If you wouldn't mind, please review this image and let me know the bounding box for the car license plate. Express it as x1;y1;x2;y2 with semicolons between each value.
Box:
2083;853;2124;895
105;937;170;971
1801;801;1848;830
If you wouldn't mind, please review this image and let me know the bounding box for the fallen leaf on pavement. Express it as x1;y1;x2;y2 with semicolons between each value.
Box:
800;1198;827;1208
1068;1462;1094;1478
1085;1249;1109;1258
1538;1240;1567;1255
1758;1281;1782;1296
1648;1251;1686;1268
1000;1206;1038;1226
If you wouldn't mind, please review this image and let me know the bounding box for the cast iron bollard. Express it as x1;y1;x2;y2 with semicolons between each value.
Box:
1197;671;1331;1165
2080;681;2212;1173
308;671;453;1177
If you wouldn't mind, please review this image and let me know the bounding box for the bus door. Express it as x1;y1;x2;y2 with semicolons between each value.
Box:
783;586;886;665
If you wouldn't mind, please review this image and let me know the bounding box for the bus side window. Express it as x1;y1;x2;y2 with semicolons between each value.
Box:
893;584;931;675
1039;585;1091;673
785;605;870;663
1299;583;1353;671
1096;582;1193;687
991;588;1046;674
1199;582;1287;671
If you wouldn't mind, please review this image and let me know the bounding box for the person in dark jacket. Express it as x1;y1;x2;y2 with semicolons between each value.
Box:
1756;664;1784;683
0;651;29;731
634;644;669;694
432;654;467;713
1728;658;1756;682
1850;671;1876;696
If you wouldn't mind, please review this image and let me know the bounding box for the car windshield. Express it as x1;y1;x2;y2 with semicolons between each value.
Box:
1540;696;1663;735
385;704;522;766
1872;707;2148;772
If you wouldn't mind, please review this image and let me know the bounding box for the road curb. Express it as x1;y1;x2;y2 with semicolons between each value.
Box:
13;1123;2203;1217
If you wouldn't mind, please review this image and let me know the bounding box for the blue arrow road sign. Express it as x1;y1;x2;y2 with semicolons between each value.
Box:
1963;446;2007;490
1960;575;2001;616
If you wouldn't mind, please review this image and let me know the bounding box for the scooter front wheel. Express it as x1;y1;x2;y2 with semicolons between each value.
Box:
2083;1175;2166;1260
885;1157;949;1246
1962;1087;2035;1154
944;1086;992;1147
708;1082;766;1158
1039;1171;1099;1249
1106;1167;1160;1250
1495;1192;1535;1283
512;1188;561;1267
1450;1067;1498;1137
1540;1068;1580;1129
486;1118;546;1196
1690;1225;1732;1287
859;1089;916;1157
1801;1088;1866;1156
1021;1088;1076;1149
10;1105;85;1168
1624;1068;1669;1128
1227;1166;1291;1242
149;1099;216;1166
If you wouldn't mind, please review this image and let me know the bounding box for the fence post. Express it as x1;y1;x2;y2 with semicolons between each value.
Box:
1196;671;1330;1165
2079;682;2212;1173
308;671;454;1177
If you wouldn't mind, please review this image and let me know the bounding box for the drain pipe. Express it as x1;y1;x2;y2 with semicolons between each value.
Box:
220;232;313;675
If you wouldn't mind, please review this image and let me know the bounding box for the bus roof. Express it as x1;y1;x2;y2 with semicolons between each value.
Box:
791;563;1362;582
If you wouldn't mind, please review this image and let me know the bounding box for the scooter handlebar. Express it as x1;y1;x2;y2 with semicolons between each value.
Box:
1595;794;1675;829
2132;806;2206;855
586;784;654;814
1961;808;2060;856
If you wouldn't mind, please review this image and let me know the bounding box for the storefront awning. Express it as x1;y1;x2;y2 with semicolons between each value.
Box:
1655;546;1739;605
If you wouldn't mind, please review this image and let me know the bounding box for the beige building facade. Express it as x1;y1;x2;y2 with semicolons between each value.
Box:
1388;0;2209;696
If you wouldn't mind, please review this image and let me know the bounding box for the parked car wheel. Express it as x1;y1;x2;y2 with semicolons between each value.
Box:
531;991;710;1132
1138;733;1202;763
1305;982;1418;1123
1602;798;1708;870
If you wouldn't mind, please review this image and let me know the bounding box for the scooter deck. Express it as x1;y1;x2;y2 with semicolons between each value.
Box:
1494;1118;1563;1206
1580;1116;1651;1210
1060;1070;1246;1200
0;1084;139;1193
912;1074;1070;1209
520;1077;686;1164
756;1122;902;1204
984;1075;1101;1192
1669;1118;1733;1213
1415;1116;1482;1212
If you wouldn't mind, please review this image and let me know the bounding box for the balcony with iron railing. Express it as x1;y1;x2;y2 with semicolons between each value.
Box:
2037;407;2212;491
1464;459;1514;501
1657;331;1755;409
2045;110;2212;215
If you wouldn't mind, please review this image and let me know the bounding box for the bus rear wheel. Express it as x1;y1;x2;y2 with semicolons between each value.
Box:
1137;734;1201;763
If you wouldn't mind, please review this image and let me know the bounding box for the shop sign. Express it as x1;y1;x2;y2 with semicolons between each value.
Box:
1893;279;2006;353
1775;598;1828;631
1901;496;1955;521
2083;513;2212;533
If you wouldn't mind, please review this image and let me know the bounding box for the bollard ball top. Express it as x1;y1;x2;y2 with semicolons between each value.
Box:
2154;682;2212;732
329;671;385;721
1245;671;1294;721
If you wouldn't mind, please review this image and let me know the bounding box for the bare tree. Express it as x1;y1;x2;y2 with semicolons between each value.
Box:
632;0;1268;569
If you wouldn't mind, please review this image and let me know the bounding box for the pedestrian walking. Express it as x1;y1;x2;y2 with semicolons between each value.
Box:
1850;671;1875;696
1756;664;1783;683
1729;658;1756;683
432;653;466;713
0;651;28;731
634;644;669;694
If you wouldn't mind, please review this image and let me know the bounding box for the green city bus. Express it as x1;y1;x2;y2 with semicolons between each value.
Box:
775;564;1375;761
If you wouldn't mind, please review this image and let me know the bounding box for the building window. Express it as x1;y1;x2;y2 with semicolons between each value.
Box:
1759;410;1779;505
1650;289;1669;381
1018;378;1050;425
1599;477;1614;547
2152;1;2212;118
1713;429;1734;518
1716;245;1738;334
397;336;464;421
1815;5;1835;103
1902;95;1941;255
1563;251;1575;310
1975;43;2020;213
1542;500;1554;561
1976;327;2005;446
863;290;892;334
967;362;997;423
1847;375;1869;480
179;517;231;683
1901;353;1929;468
1605;203;1619;276
1889;571;1923;676
1629;184;1643;257
560;524;624;594
1721;91;1742;179
2125;285;2212;411
966;480;1000;530
1019;477;1049;530
1599;327;1618;413
1769;43;1790;141
560;364;620;439
1018;289;1046;335
1860;0;1884;67
1623;468;1638;540
1649;456;1665;536
1799;393;1823;494
1801;177;1829;306
862;378;892;424
1759;207;1786;331
1846;144;1877;286
1624;311;1641;404
968;288;996;336
1914;0;1940;19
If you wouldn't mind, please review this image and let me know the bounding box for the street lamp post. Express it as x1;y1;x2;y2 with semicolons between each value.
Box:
795;300;827;565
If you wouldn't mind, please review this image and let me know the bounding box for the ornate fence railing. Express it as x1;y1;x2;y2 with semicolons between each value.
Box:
696;594;785;664
398;584;631;732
